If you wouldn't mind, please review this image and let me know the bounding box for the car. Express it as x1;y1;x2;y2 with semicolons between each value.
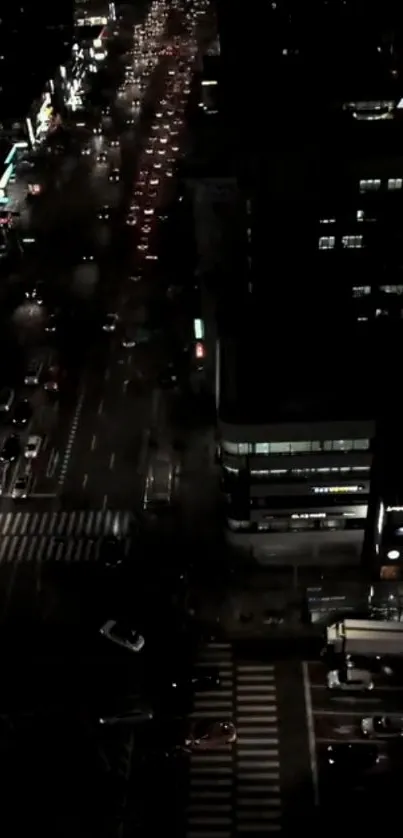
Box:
0;387;15;413
0;435;20;462
82;254;94;262
121;332;137;348
141;224;152;234
99;536;125;569
130;202;140;214
99;705;153;727
45;314;57;334
110;138;119;148
97;205;110;221
102;313;118;332
100;620;145;652
12;469;32;500
43;366;59;393
325;743;380;775
327;667;374;692
12;400;32;427
93;126;103;135
25;286;44;305
145;147;153;155
24;435;42;459
153;162;162;170
126;117;136;126
24;361;43;386
361;715;403;737
171;668;221;692
126;214;137;226
144;207;154;217
81;146;91;156
137;243;148;252
96;151;107;163
109;168;120;183
150;178;159;186
183;719;237;751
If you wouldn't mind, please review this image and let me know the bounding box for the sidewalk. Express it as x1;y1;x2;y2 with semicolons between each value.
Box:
187;582;322;642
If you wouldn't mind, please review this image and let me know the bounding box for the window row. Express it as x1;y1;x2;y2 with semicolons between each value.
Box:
353;285;403;297
226;517;367;533
319;235;363;250
222;439;370;456
359;178;402;193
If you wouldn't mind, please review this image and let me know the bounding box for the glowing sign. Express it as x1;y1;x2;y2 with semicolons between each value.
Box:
4;142;28;166
26;117;35;147
313;486;363;494
0;165;14;192
76;15;107;26
194;318;204;340
195;342;205;359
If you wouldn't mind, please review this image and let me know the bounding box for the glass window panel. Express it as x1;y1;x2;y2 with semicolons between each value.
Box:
290;441;311;453
222;441;238;455
269;442;291;454
238;443;250;455
255;443;270;454
332;440;353;452
352;439;370;450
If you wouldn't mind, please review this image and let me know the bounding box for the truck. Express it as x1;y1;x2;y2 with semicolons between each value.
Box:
326;618;403;659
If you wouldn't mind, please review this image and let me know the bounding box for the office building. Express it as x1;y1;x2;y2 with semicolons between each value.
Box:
0;4;73;123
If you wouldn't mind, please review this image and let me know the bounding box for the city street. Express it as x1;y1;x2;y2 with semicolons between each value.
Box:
0;3;218;838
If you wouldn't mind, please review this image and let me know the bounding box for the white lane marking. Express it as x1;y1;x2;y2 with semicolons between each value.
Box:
58;388;85;487
82;473;88;489
302;660;319;807
109;452;115;470
98;399;104;415
91;434;97;451
102;494;108;511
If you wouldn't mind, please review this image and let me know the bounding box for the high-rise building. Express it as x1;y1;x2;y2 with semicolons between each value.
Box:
0;3;73;123
200;2;403;575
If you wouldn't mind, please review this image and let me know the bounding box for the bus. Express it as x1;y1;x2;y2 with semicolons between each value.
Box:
326;619;403;658
143;456;174;511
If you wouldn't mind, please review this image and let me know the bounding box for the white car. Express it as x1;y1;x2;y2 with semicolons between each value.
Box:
126;214;137;226
24;435;42;459
12;471;32;500
102;313;119;332
100;620;145;652
327;668;374;692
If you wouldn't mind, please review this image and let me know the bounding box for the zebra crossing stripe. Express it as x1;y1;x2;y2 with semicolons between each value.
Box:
186;643;283;838
0;509;132;537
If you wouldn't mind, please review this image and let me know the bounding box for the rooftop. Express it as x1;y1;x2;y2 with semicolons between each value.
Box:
218;302;378;426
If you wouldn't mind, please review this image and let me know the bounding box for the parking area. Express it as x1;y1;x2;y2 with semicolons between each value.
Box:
304;659;403;818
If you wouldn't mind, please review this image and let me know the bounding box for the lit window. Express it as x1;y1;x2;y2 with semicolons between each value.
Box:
356;210;364;221
312;485;364;494
318;236;335;250
255;443;269;454
342;235;363;249
380;285;403;295
352;286;370;297
320;218;336;224
388;178;403;190
269;442;291;454
359;179;380;193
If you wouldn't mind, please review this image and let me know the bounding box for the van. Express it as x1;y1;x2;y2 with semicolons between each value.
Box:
24;361;43;386
0;387;15;412
143;456;174;511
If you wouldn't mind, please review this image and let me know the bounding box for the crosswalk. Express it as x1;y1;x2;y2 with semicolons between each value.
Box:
0;510;132;538
0;534;131;564
187;642;282;837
